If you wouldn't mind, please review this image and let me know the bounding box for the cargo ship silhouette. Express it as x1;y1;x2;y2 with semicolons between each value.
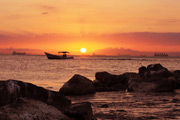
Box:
154;52;168;57
12;51;26;55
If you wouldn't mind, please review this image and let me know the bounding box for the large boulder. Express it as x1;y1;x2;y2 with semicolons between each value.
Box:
173;70;180;89
128;78;155;92
128;77;177;92
94;72;137;91
128;64;177;92
64;102;96;120
0;80;21;106
143;64;173;78
0;80;71;110
94;72;121;91
59;74;96;96
138;66;146;77
0;98;71;120
155;77;177;92
95;72;113;83
173;70;180;76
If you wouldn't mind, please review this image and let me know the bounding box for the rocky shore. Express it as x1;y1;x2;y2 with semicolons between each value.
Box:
0;80;96;120
60;63;180;95
0;63;180;120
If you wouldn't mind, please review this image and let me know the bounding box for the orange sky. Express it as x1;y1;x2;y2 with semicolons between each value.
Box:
0;0;180;55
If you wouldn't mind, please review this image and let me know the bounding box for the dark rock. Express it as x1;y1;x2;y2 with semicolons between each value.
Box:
19;81;71;110
0;80;21;106
0;80;71;110
121;72;140;81
59;74;96;96
128;64;178;92
127;76;159;92
92;79;101;87
95;72;113;83
94;64;178;92
117;110;126;112
64;102;96;120
94;64;178;93
0;80;97;120
173;70;180;76
127;78;143;92
177;78;180;89
128;76;177;92
155;77;177;92
0;98;72;120
171;98;180;103
173;70;180;89
144;64;173;78
138;66;146;77
95;72;131;86
100;104;109;108
94;72;137;91
147;64;167;71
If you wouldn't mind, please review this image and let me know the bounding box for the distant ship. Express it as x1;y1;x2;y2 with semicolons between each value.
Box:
154;52;168;57
12;51;26;55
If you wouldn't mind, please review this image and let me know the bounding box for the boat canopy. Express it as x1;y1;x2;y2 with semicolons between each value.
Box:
58;51;70;53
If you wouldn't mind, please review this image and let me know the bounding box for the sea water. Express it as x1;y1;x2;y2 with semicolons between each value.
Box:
0;55;180;119
0;55;180;91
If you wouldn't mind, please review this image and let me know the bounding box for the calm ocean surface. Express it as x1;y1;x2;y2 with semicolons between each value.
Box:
0;55;180;91
1;55;180;119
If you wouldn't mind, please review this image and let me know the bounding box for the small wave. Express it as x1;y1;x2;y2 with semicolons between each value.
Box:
76;58;132;60
101;58;132;60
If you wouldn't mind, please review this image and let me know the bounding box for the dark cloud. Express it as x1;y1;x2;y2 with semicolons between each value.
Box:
42;12;48;15
0;32;180;53
41;5;56;10
1;32;180;46
40;5;57;15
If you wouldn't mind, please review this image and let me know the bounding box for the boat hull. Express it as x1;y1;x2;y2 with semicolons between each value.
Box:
44;52;73;59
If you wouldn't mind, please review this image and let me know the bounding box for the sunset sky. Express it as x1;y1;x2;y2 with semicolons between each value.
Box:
0;0;180;55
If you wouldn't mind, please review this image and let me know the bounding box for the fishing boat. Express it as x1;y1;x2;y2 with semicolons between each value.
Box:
44;51;73;59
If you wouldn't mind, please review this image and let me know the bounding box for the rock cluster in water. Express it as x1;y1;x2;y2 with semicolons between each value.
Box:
59;64;180;95
1;63;180;120
128;64;177;92
0;80;96;120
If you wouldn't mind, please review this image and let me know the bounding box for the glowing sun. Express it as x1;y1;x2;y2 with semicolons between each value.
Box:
80;48;86;53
